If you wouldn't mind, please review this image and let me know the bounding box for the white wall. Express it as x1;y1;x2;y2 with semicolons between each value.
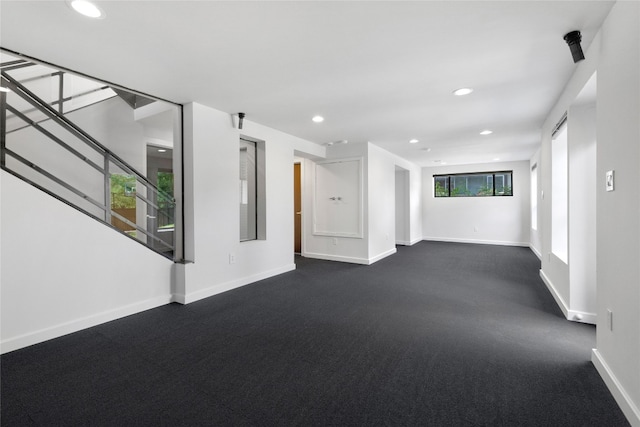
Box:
367;144;397;262
538;2;640;423
302;142;422;265
568;102;597;322
176;103;319;303
303;142;370;264
0;170;173;353
422;161;530;247
591;1;640;424
395;168;409;245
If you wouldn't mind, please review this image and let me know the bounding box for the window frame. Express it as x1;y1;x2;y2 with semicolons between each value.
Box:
433;170;513;198
239;136;266;242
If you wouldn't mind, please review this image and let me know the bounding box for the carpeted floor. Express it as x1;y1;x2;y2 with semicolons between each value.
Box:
1;241;630;426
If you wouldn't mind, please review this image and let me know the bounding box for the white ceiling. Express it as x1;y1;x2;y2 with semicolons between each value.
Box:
0;1;614;166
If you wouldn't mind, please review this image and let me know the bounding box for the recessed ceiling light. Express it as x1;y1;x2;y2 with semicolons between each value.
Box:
312;115;324;123
421;147;432;152
441;162;447;165
68;0;105;19
158;149;167;153
480;130;493;135
493;157;500;161
453;88;473;96
409;139;419;144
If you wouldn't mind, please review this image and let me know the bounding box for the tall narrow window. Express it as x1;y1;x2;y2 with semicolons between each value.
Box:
239;138;257;241
239;136;266;242
531;164;538;230
551;116;568;263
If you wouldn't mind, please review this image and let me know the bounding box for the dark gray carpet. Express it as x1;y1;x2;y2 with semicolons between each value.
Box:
1;241;630;426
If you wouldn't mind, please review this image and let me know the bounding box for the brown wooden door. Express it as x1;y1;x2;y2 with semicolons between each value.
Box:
294;163;302;253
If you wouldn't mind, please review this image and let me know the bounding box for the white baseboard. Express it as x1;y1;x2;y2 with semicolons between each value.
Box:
396;238;422;246
304;252;370;264
539;270;596;325
423;237;529;247
304;247;396;265
592;349;640;426
530;244;542;260
176;263;296;305
540;269;569;316
567;310;597;324
369;247;397;264
0;295;173;354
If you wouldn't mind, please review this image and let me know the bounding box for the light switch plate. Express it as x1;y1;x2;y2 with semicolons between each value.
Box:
606;170;615;192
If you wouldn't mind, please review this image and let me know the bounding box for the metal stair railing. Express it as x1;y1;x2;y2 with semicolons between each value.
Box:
1;70;176;259
1;58;118;134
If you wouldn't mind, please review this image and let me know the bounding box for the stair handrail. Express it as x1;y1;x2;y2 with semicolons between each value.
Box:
1;71;175;204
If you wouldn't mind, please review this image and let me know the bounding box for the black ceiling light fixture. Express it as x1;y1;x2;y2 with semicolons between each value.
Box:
238;112;245;129
564;30;585;63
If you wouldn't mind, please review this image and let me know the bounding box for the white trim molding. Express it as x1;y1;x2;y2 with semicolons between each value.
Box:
539;269;596;325
0;295;172;354
592;349;640;426
423;237;529;247
305;247;396;265
174;263;296;305
540;269;569;316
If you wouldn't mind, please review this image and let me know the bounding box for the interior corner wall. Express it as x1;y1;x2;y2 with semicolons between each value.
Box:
422;161;530;247
538;29;600;324
367;143;397;262
568;102;597;320
0;170;173;354
302;142;370;264
302;142;422;265
387;149;423;246
178;103;313;303
395;169;409;245
592;1;640;423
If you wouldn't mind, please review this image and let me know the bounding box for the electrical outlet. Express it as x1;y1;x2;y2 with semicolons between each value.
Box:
332;238;338;245
474;226;478;232
607;309;613;331
229;253;236;264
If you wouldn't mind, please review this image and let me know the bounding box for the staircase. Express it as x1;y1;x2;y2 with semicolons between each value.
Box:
0;50;178;259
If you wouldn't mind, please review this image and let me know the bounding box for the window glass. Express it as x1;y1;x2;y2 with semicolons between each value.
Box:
240;139;257;241
434;176;449;197
434;171;513;197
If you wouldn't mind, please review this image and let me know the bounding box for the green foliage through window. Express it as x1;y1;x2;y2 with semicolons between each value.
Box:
434;171;513;197
110;174;136;209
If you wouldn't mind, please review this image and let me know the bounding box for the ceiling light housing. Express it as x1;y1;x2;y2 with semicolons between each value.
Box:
564;30;585;63
480;130;493;135
68;0;105;19
453;88;473;96
409;139;419;144
312;115;324;123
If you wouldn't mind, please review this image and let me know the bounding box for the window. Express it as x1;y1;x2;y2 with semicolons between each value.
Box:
531;164;538;230
434;171;513;197
239;137;266;241
551;116;568;263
